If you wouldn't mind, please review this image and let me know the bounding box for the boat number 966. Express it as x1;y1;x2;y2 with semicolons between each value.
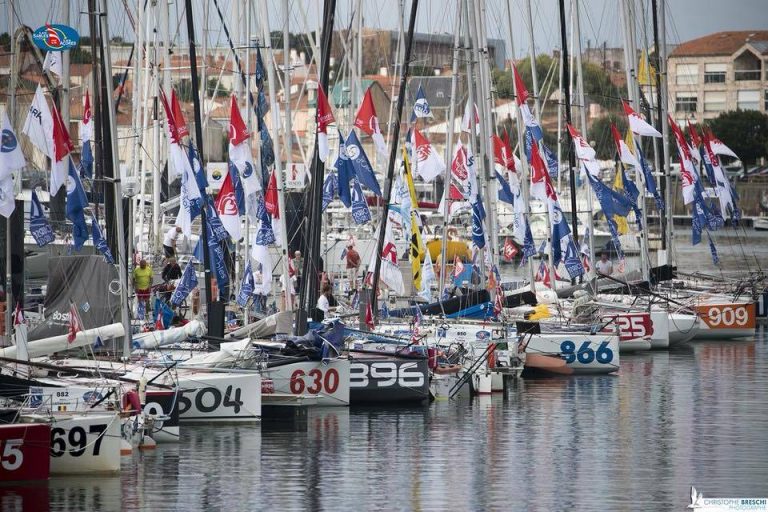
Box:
707;306;749;327
560;341;614;364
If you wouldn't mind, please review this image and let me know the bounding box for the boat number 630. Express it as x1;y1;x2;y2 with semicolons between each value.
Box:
560;341;614;364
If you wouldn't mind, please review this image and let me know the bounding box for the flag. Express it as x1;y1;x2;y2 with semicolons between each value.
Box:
12;302;24;326
702;128;738;221
80;91;94;179
236;261;254;307
453;255;465;278
567;124;596;161
637;50;657;86
513;65;542;142
92;336;104;349
668;116;697;204
512;64;529;105
254;195;276;245
171;260;197;306
90;215;115;264
350;177;372;224
529;142;551;201
494;287;504;317
228;162;246;215
251;244;272;295
611;123;640;169
155;311;166;331
535;260;551;288
707;132;738;159
410;84;433;121
418;250;436;302
29;190;55;246
503;238;518;261
354;86;387;157
214;170;241;240
22;85;55;160
67;302;83;343
345;130;382;196
586;171;631;259
50;103;74;196
1;110;26;180
335;132;353;207
492;134;516;173
43;51;62;77
316;85;335;162
448;140;471;202
629;130;664;211
623;100;662;137
321;171;337;211
409;212;424;290
612;168;630;235
171;90;190;140
159;89;185;180
461;101;480;135
495;170;515;205
187;144;208;193
227;95;261;208
264;168;279;217
0;176;14;218
708;234;720;266
65;159;89;250
175;147;203;237
136;299;146;321
380;220;405;294
365;302;375;329
412;129;445;182
471;195;486;249
254;48;270;118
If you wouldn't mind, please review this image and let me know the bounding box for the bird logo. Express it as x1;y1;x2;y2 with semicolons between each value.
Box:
688;486;704;509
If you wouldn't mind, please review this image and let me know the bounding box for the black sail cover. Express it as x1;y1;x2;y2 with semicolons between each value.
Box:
28;255;121;341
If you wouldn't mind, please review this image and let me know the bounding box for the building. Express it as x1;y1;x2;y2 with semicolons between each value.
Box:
667;30;768;124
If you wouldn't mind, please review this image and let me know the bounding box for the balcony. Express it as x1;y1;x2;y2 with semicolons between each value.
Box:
734;69;761;81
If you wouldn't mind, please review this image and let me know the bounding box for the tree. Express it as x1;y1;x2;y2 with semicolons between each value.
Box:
587;114;627;160
0;32;10;49
492;55;554;100
707;109;768;165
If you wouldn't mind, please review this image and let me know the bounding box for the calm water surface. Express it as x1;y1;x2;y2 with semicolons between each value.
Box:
1;328;765;511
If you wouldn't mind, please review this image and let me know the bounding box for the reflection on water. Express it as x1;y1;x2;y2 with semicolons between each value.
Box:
2;328;766;511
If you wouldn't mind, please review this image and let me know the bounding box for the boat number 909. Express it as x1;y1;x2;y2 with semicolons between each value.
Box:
707;306;749;327
178;386;244;415
560;341;614;364
50;424;107;457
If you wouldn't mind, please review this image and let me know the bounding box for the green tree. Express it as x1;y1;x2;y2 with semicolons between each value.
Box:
492;54;554;100
0;32;10;49
587;114;627;160
707;109;768;165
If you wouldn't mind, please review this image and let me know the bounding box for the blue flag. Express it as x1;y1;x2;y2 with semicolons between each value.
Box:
495;170;515;205
563;238;585;279
80;140;93;180
350;177;371;225
29;190;55;247
335;132;353;207
204;215;230;302
260;128;274;187
522;220;536;259
171;260;198;306
228;161;246;215
345;130;382;197
708;234;720;266
236;261;254;307
65;159;89;250
635;143;664;212
90;215;115;264
619;165;643;231
136;299;146;321
254;195;276;245
542;144;559;179
587;172;632;258
410;84;432;122
92;336;104;349
550;202;571;267
153;298;174;328
205;197;230;244
471;196;486;249
254;48;269;119
322;171;337;211
188;144;209;193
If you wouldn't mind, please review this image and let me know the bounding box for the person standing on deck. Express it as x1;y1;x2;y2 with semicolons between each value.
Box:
292;250;303;292
133;259;153;313
163;226;183;260
595;252;614;276
345;243;361;290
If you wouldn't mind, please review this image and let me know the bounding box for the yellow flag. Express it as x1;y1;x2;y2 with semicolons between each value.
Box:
403;148;425;290
612;166;629;235
625;129;636;155
637;50;657;86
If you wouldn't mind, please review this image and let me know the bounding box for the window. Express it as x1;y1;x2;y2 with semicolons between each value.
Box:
704;91;726;112
735;69;761;81
675;93;698;113
765;90;768;111
737;90;760;110
704;63;726;84
675;63;698;86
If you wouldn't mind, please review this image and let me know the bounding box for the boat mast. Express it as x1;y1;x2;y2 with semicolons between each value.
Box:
97;0;133;357
653;0;673;264
504;0;537;292
369;0;419;319
438;0;463;294
184;0;218;336
258;0;292;312
572;0;596;278
295;0;337;335
461;0;479;278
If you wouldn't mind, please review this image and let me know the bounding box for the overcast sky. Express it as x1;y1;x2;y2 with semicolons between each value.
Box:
4;0;767;62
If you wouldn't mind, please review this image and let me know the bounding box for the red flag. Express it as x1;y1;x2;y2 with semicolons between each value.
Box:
155;311;165;331
687;120;702;148
83;90;92;126
512;64;529;106
159;88;180;144
265;169;279;218
316;85;335;162
215;171;241;240
228;94;249;145
535;261;551;288
491;134;515;172
12;302;25;326
67;302;83;343
51;104;73;161
453;255;465;278
494;287;504;317
365;302;375;329
354;86;378;136
171;90;190;139
529;142;554;201
503;238;518;262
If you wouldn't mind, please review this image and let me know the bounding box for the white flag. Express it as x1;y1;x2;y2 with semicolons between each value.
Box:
1;110;26;180
0;176;15;218
22;85;54;159
251;244;273;295
418;250;436;301
461;101;480;135
43;52;62;78
412;129;445;182
623;101;662;137
380;221;405;295
175;147;202;236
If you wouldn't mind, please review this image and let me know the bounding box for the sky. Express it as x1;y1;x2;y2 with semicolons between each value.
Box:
3;0;768;63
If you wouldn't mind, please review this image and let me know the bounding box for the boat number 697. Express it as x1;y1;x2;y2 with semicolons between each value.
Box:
560;341;614;364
